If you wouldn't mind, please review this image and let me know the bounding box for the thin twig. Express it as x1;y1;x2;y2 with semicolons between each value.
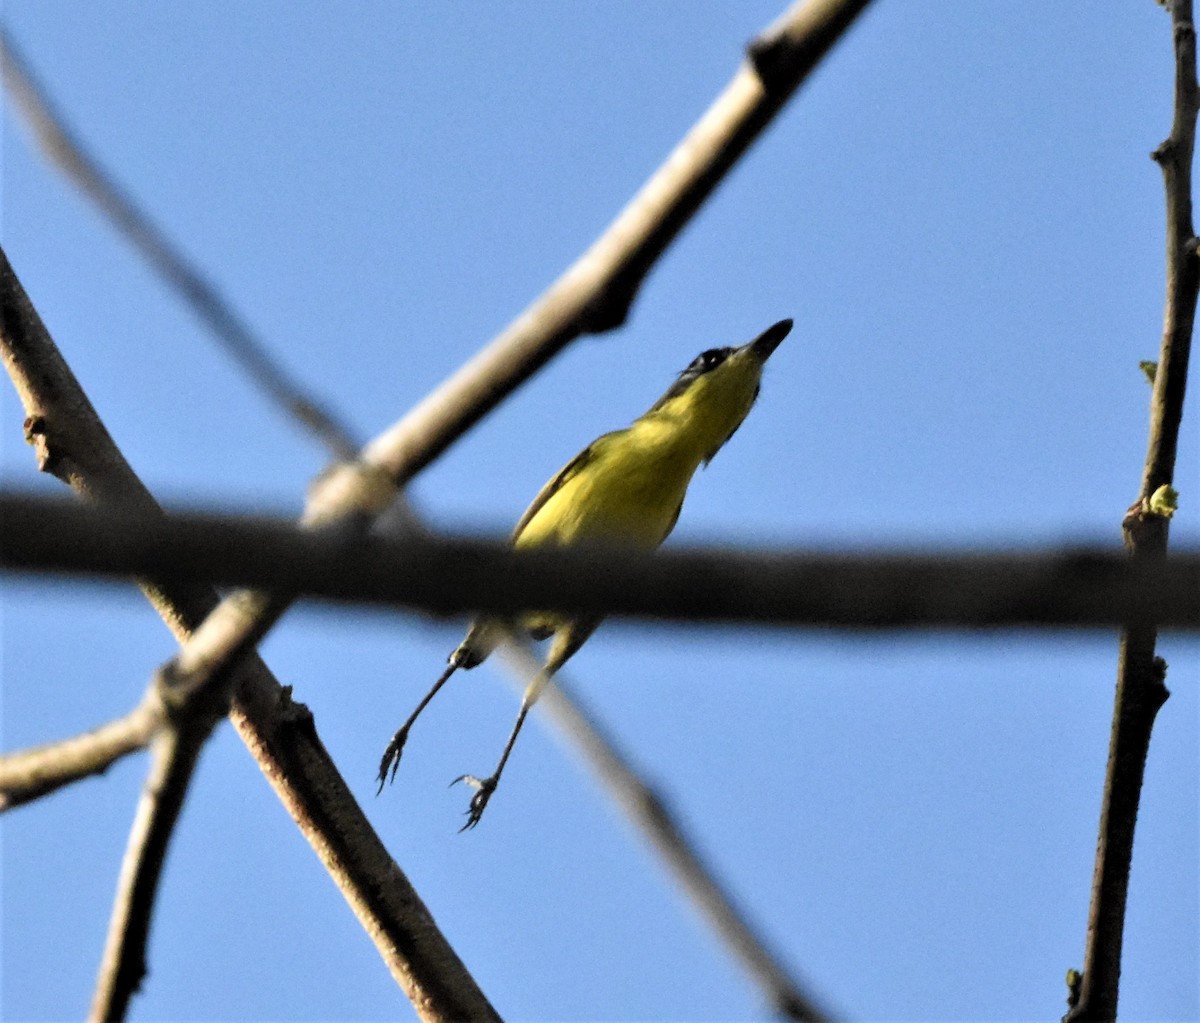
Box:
0;699;162;811
1;247;500;1022
0;28;361;462
89;713;215;1021
1065;2;1198;1020
499;644;832;1022
3;492;1198;630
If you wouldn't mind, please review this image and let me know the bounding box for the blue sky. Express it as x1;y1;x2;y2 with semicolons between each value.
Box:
2;3;1197;1021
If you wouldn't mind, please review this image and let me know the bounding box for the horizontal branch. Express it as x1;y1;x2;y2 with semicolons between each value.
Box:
3;492;1196;630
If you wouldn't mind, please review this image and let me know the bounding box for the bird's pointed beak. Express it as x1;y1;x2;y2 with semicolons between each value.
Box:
746;318;793;361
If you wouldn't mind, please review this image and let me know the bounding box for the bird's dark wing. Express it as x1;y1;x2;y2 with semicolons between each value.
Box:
510;429;625;541
664;496;684;537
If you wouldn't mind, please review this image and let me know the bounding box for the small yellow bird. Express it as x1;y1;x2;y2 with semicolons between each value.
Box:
378;318;792;828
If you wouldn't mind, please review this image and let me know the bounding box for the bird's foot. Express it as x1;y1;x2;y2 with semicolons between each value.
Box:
452;773;498;831
376;727;410;794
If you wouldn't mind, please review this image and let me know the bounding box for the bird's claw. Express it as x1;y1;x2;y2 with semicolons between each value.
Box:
375;728;410;795
452;773;497;831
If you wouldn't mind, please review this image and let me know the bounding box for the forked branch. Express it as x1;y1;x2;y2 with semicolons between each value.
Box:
0;40;834;1018
1;247;499;1022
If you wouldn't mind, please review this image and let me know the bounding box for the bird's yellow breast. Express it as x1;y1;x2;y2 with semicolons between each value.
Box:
503;333;773;643
514;346;764;553
514;419;701;551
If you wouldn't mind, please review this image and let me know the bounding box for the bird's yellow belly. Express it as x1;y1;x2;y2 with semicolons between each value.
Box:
517;450;694;551
512;428;704;639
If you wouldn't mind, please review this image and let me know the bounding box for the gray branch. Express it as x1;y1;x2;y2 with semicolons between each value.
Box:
3;492;1196;630
503;645;832;1022
4;7;863;1016
0;700;162;811
2;3;875;1018
1;1;873;1016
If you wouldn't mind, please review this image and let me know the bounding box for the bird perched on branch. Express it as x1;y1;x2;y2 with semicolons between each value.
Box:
377;318;792;828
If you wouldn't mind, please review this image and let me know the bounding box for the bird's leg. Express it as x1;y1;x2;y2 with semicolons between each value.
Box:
454;697;533;831
377;621;508;793
376;659;458;792
455;618;600;830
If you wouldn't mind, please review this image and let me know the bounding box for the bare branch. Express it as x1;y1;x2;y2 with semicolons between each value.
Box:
1143;10;1198;502
5;13;850;1013
1066;3;1198;1020
0;699;162;810
501;644;833;1022
3;493;1198;630
2;0;873;1005
89;716;214;1022
1;247;499;1022
360;0;875;485
0;28;360;462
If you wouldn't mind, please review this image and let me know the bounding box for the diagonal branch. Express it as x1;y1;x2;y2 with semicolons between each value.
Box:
360;0;875;485
0;699;162;811
113;0;872;735
500;643;832;1023
3;3;872;1015
89;697;225;1021
0;28;360;462
1;246;499;1022
1066;2;1198;1020
32;16;883;1001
